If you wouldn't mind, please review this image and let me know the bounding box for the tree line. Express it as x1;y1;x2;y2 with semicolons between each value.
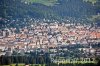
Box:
0;55;50;65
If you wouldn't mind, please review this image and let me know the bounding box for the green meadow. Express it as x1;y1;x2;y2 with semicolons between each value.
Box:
22;0;58;6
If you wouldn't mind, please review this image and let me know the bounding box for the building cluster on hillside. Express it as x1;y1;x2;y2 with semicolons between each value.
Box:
0;22;100;56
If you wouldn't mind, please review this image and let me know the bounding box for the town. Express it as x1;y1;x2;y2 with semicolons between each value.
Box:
0;19;100;58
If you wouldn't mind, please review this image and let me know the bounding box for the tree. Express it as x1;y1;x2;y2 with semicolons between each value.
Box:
7;57;12;65
83;0;98;5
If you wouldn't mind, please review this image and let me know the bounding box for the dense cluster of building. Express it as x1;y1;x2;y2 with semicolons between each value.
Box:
0;22;100;57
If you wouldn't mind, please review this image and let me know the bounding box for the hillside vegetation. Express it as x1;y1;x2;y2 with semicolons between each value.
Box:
0;0;99;28
83;0;98;4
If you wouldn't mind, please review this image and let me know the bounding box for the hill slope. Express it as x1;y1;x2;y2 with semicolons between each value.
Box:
0;0;97;19
0;0;100;28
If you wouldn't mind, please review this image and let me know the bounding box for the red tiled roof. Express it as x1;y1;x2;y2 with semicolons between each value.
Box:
96;32;100;38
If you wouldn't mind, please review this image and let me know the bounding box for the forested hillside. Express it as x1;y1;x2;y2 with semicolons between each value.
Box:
0;0;100;28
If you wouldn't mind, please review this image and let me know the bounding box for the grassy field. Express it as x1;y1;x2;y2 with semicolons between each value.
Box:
22;0;98;6
22;0;58;6
0;64;46;66
0;63;25;66
0;63;97;66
